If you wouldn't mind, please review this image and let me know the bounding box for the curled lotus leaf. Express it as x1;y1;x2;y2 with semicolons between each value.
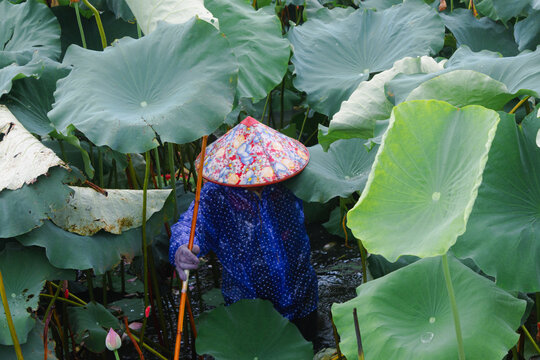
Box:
50;187;172;236
475;0;531;24
205;0;290;101
49;20;238;154
2;58;70;136
196;299;312;360
347;100;499;261
445;46;540;97
453;110;540;292
319;56;443;150
0;243;73;346
286;138;378;203
440;9;518;56
0;105;67;192
332;256;525;360
288;0;444;116
0;0;61;65
514;10;540;52
124;0;218;34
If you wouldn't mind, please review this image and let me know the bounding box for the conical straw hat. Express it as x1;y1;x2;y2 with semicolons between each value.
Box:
196;116;309;187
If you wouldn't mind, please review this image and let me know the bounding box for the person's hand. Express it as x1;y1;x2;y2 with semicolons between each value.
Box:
174;244;200;281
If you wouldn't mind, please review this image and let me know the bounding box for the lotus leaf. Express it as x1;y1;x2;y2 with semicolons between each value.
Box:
332;256;525;360
514;10;540;52
0;168;74;238
124;0;217;34
445;46;540;97
196;299;312;360
0;105;67;191
453;110;540;292
286;139;378;203
357;0;402;10
288;0;444;116
440;9;518;56
2;59;70;136
205;0;290;101
49;20;238;154
347;100;499;261
0;0;61;64
108;298;145;321
68;302;120;353
475;0;530;24
0;243;73;345
404;70;525;110
50;186;172;236
319;56;443;149
0;321;57;360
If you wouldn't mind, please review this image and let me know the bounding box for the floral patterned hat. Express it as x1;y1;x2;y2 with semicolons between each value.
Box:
196;116;309;187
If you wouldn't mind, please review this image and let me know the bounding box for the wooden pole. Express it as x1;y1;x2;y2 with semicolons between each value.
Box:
173;135;208;360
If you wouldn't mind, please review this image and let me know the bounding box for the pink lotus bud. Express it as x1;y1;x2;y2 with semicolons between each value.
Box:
105;328;122;351
145;306;151;318
128;322;143;331
64;289;69;299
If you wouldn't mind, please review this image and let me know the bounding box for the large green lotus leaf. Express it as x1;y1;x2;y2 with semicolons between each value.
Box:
318;56;443;150
68;302;120;353
0;244;73;346
0;321;57;360
332;256;525;360
49;21;237;154
205;0;290;101
453;111;540;292
288;0;444;116
440;9;518;56
0;0;61;64
2;59;70;136
0;56;54;98
124;0;217;34
50;186;172;236
445;46;540;97
514;10;540;52
475;0;530;24
357;0;402;10
404;70;526;110
347;100;499;261
286;139;378;203
196;299;312;360
52;7;138;55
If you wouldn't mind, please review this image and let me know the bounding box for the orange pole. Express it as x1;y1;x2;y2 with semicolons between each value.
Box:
173;135;208;360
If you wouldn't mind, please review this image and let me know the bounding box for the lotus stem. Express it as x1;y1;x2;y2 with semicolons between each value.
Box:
126;154;140;189
353;308;364;360
0;270;24;360
43;282;62;329
356;239;368;284
39;294;84;307
298;106;310;141
73;2;87;48
129;333;168;360
139;150;151;348
521;325;540;354
102;274;108;306
81;0;107;49
148;247;170;347
330;315;344;359
509;96;531;114
85;269;95;302
442;254;466;360
450;0;453;11
261;92;271;124
49;281;87;305
98;148;104;187
168;143;179;221
154;148;164;188
280;80;285;130
123;317;144;360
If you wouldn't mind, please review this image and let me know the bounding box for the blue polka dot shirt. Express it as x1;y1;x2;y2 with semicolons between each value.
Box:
169;182;318;320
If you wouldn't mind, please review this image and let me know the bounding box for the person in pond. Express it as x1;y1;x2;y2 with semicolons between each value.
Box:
169;116;318;344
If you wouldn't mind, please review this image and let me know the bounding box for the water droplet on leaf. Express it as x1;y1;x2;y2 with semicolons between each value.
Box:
421;332;434;344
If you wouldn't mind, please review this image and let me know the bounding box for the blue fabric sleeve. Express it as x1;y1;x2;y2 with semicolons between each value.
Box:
168;185;214;265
